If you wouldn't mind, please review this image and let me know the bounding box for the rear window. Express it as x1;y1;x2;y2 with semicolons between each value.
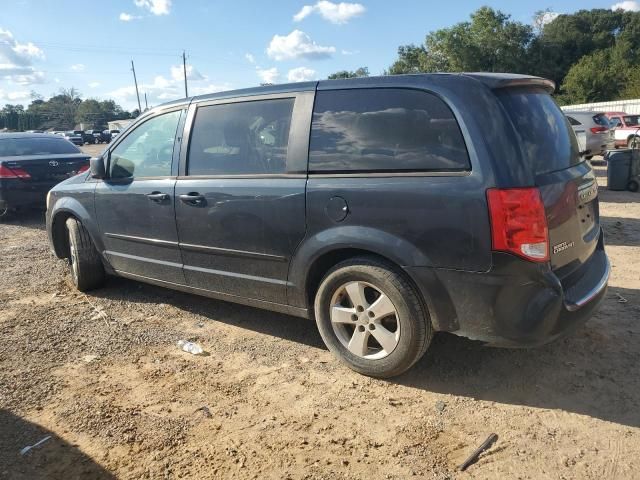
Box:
593;114;609;126
0;137;81;157
497;88;581;175
309;88;470;173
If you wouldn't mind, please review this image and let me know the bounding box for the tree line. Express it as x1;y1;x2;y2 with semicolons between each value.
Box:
329;7;640;105
0;88;138;132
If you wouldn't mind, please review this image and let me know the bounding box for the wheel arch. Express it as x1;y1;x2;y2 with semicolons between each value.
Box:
287;226;450;330
49;197;105;260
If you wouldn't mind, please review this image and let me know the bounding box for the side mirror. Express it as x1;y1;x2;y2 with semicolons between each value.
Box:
90;155;106;179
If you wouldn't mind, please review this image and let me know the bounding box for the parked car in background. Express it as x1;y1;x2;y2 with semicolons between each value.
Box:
84;130;105;144
604;112;640;148
101;130;113;143
564;111;614;159
46;74;609;378
62;131;84;146
109;129;120;140
0;133;90;218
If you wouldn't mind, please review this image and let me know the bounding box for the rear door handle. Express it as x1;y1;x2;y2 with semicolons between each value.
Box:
146;192;169;202
179;193;205;205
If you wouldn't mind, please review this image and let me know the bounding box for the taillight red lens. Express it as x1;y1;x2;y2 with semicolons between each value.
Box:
590;126;608;134
0;164;31;179
487;188;549;262
78;164;89;173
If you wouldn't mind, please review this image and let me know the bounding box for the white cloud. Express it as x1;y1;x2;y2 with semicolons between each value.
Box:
70;63;85;72
536;11;560;26
257;67;279;84
341;49;359;55
293;1;365;24
190;82;233;96
267;30;335;61
287;66;316;82
119;12;141;21
170;64;205;82
134;0;172;15
107;64;231;109
0;88;31;104
611;1;640;11
88;81;101;88
0;28;45;85
245;53;256;64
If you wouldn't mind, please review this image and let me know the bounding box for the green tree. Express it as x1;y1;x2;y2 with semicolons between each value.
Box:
328;67;369;79
559;40;636;104
388;7;533;74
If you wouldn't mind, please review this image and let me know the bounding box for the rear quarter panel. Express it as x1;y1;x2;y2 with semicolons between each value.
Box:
288;75;514;308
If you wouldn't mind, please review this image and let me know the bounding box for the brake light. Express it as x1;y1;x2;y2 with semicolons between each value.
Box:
0;164;31;179
78;164;89;173
590;126;608;134
487;188;549;262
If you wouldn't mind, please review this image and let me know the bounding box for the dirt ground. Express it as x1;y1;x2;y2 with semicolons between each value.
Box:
1;158;639;480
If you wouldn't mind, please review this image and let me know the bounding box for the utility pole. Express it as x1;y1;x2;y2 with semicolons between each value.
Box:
182;50;189;97
144;92;148;110
131;60;142;113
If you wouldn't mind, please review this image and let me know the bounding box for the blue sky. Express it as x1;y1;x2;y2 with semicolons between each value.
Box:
0;0;635;110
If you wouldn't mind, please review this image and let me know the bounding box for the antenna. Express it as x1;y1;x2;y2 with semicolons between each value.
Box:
131;60;142;113
144;92;148;110
182;50;189;97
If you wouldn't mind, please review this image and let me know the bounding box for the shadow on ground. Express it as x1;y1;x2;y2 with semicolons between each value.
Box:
91;276;640;429
0;410;114;480
0;209;46;230
601;215;640;246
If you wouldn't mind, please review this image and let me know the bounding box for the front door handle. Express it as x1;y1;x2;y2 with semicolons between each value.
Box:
146;192;169;202
179;193;205;205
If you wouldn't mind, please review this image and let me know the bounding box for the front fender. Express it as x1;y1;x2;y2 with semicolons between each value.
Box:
47;193;105;263
287;225;433;308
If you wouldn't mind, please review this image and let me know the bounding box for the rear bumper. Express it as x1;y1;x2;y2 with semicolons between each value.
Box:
0;179;53;210
405;230;609;347
586;136;614;155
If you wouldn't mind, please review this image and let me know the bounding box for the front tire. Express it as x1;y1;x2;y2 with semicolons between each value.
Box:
314;257;432;378
66;217;105;291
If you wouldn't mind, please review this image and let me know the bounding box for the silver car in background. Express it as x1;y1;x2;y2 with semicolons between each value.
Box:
564;111;614;159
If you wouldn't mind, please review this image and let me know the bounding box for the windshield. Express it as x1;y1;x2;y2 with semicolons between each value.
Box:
0;137;81;156
623;115;640;126
497;88;581;175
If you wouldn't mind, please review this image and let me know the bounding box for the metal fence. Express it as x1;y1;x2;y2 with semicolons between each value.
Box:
560;99;640;114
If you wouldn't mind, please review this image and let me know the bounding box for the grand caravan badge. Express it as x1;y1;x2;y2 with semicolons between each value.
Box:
553;241;575;254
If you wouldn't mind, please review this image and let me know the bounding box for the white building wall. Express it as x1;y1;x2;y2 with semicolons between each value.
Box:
560;99;640;114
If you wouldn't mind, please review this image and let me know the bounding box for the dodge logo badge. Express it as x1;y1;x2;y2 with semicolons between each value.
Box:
49;160;59;167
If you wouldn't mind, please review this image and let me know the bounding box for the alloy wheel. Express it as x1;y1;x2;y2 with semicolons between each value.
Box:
330;281;400;360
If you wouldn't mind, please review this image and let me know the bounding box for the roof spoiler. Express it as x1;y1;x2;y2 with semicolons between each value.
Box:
462;73;556;94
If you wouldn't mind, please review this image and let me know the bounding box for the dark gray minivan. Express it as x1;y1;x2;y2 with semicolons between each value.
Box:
46;73;609;377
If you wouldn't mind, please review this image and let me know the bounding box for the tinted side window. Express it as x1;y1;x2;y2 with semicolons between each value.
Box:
188;98;294;176
567;116;581;126
109;110;182;179
309;89;470;173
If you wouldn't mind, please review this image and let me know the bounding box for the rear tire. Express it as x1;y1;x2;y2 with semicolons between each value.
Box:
628;180;639;192
66;217;105;291
627;136;640;149
313;257;432;378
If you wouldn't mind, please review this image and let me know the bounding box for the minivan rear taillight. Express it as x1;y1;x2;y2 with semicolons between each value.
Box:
487;188;549;262
0;164;31;179
590;126;608;134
